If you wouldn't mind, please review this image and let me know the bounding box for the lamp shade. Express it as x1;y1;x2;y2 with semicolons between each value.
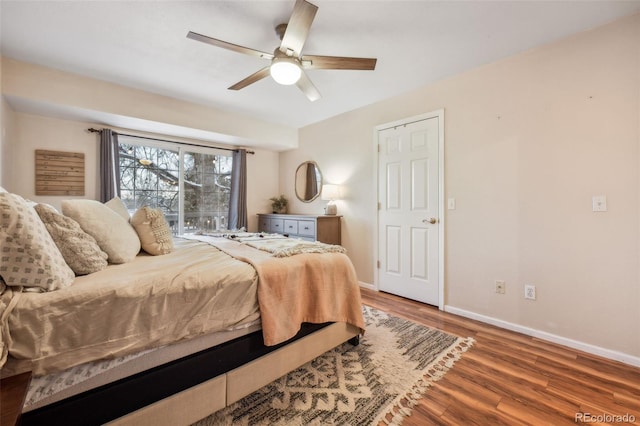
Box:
321;184;340;201
270;58;302;85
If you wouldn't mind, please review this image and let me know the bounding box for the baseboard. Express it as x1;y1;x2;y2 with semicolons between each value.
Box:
445;305;640;368
358;281;375;291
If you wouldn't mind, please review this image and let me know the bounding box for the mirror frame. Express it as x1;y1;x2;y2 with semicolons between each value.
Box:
295;161;323;203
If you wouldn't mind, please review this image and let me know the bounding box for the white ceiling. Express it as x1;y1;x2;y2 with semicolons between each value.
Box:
2;0;640;132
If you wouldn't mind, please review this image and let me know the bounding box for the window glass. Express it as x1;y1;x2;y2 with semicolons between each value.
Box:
183;151;232;233
118;140;231;234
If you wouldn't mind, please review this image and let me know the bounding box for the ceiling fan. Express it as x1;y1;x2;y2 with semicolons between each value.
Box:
187;0;377;101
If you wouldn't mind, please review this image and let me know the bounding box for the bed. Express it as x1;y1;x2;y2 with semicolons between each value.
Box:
0;193;365;425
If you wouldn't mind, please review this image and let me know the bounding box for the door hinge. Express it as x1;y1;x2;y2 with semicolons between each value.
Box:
377;260;381;269
377;144;381;153
378;202;381;210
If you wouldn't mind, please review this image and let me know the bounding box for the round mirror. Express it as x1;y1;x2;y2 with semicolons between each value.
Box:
295;161;323;202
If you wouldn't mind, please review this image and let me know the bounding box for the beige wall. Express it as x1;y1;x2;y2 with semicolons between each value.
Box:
283;14;640;359
10;113;100;205
7;112;279;231
1;57;298;151
1;55;284;229
0;98;16;190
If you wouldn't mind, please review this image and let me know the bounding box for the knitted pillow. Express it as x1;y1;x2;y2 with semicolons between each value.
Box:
131;207;174;255
34;203;108;275
0;192;75;291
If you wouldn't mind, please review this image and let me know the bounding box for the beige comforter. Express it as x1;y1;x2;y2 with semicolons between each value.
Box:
1;239;259;375
187;236;366;346
0;236;365;376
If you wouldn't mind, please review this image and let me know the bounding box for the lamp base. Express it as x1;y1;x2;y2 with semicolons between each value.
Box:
325;203;337;215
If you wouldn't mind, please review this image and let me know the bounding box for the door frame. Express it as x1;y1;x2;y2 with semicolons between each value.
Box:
372;109;445;309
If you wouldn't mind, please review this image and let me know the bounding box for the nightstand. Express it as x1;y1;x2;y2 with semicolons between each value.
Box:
1;371;32;426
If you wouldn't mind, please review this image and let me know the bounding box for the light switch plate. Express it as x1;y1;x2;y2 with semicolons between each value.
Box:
592;195;607;212
448;198;456;210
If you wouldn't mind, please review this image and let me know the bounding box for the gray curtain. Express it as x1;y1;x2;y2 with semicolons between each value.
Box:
228;149;247;230
99;129;120;202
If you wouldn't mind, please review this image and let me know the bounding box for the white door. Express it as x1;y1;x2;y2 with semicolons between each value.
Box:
377;114;441;305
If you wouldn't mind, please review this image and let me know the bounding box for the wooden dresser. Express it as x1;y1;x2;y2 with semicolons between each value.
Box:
257;214;342;245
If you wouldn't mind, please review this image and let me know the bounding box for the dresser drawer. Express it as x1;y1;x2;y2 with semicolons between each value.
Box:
284;220;298;234
258;217;270;232
297;220;315;237
269;219;284;233
256;214;340;245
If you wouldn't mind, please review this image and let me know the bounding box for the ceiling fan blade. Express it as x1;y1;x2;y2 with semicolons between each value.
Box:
280;0;318;56
228;67;271;90
301;55;377;70
187;31;274;60
296;71;321;102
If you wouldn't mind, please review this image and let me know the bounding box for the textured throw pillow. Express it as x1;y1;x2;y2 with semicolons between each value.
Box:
61;199;141;264
105;196;131;222
131;207;174;255
0;192;75;291
35;203;108;275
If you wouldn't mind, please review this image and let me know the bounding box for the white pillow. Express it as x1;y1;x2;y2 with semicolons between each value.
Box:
131;207;174;256
0;192;75;291
61;199;141;264
105;196;131;222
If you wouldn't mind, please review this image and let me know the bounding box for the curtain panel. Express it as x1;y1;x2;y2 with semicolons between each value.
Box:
228;149;247;230
99;130;120;203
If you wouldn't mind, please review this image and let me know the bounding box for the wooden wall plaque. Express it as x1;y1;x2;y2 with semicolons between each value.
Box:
35;150;85;196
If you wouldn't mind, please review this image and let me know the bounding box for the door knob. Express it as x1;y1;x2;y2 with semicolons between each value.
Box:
423;218;437;224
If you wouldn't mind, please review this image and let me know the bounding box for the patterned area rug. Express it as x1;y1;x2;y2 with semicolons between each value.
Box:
194;305;474;426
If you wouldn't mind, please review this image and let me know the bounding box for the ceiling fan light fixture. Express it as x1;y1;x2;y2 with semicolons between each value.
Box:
270;57;302;85
187;0;376;100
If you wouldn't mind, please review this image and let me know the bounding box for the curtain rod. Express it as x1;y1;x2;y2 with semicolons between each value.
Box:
87;128;255;155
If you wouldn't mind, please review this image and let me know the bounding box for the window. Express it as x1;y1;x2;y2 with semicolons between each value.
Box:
119;144;180;213
183;150;232;232
118;137;232;235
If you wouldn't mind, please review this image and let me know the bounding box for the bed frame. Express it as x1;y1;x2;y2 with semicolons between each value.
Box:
21;321;360;426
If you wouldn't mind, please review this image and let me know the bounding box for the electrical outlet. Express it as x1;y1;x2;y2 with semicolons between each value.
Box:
592;195;607;212
524;284;536;300
495;280;506;294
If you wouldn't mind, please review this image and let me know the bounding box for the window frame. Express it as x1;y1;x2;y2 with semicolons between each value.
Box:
117;136;232;235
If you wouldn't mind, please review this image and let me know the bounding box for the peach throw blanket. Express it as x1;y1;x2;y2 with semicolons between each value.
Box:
190;236;365;346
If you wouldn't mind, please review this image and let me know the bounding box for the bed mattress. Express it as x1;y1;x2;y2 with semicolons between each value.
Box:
1;238;260;376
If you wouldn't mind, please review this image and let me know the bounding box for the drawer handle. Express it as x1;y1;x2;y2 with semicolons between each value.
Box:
304;227;309;230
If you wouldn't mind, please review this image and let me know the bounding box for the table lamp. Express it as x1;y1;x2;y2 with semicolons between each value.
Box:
321;184;340;215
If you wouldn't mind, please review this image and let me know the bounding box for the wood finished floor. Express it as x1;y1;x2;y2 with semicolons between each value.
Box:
360;288;640;426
